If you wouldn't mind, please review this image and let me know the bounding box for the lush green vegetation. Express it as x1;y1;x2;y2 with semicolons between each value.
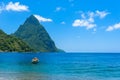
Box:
14;15;58;52
0;30;33;52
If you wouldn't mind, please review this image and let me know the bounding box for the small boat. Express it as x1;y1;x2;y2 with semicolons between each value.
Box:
32;57;39;64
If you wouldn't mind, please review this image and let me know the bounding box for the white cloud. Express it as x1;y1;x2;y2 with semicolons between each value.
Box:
61;21;66;24
88;12;95;23
88;17;94;23
106;26;114;31
106;23;120;31
0;2;28;13
72;19;96;29
55;7;65;12
55;7;61;12
88;12;95;18
34;14;53;22
96;10;109;19
5;2;28;11
81;13;86;19
73;10;109;30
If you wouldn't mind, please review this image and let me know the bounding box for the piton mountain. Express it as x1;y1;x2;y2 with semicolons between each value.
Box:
14;15;58;52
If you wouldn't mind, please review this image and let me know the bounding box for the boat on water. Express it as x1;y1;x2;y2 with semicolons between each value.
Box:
32;57;39;64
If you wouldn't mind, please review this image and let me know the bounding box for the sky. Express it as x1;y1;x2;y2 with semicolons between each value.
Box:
0;0;120;52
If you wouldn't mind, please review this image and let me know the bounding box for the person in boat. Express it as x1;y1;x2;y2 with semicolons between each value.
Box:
32;57;39;64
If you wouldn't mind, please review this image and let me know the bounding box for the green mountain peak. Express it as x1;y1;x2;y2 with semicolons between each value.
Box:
24;15;40;26
14;15;58;52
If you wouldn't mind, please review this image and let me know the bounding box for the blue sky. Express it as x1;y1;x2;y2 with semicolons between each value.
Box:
0;0;120;52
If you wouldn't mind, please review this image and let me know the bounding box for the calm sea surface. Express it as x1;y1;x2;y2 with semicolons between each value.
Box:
0;52;120;80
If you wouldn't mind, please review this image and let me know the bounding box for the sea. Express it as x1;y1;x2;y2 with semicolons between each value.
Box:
0;52;120;80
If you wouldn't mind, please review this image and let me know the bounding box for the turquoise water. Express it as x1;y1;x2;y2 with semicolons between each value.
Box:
0;53;120;80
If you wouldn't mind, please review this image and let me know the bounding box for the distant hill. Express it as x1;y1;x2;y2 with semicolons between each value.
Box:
0;29;33;52
14;15;58;52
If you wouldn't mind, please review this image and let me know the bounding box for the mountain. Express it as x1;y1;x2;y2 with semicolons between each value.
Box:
14;15;58;52
0;29;33;52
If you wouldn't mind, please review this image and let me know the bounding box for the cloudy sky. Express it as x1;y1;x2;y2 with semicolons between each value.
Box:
0;0;120;52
